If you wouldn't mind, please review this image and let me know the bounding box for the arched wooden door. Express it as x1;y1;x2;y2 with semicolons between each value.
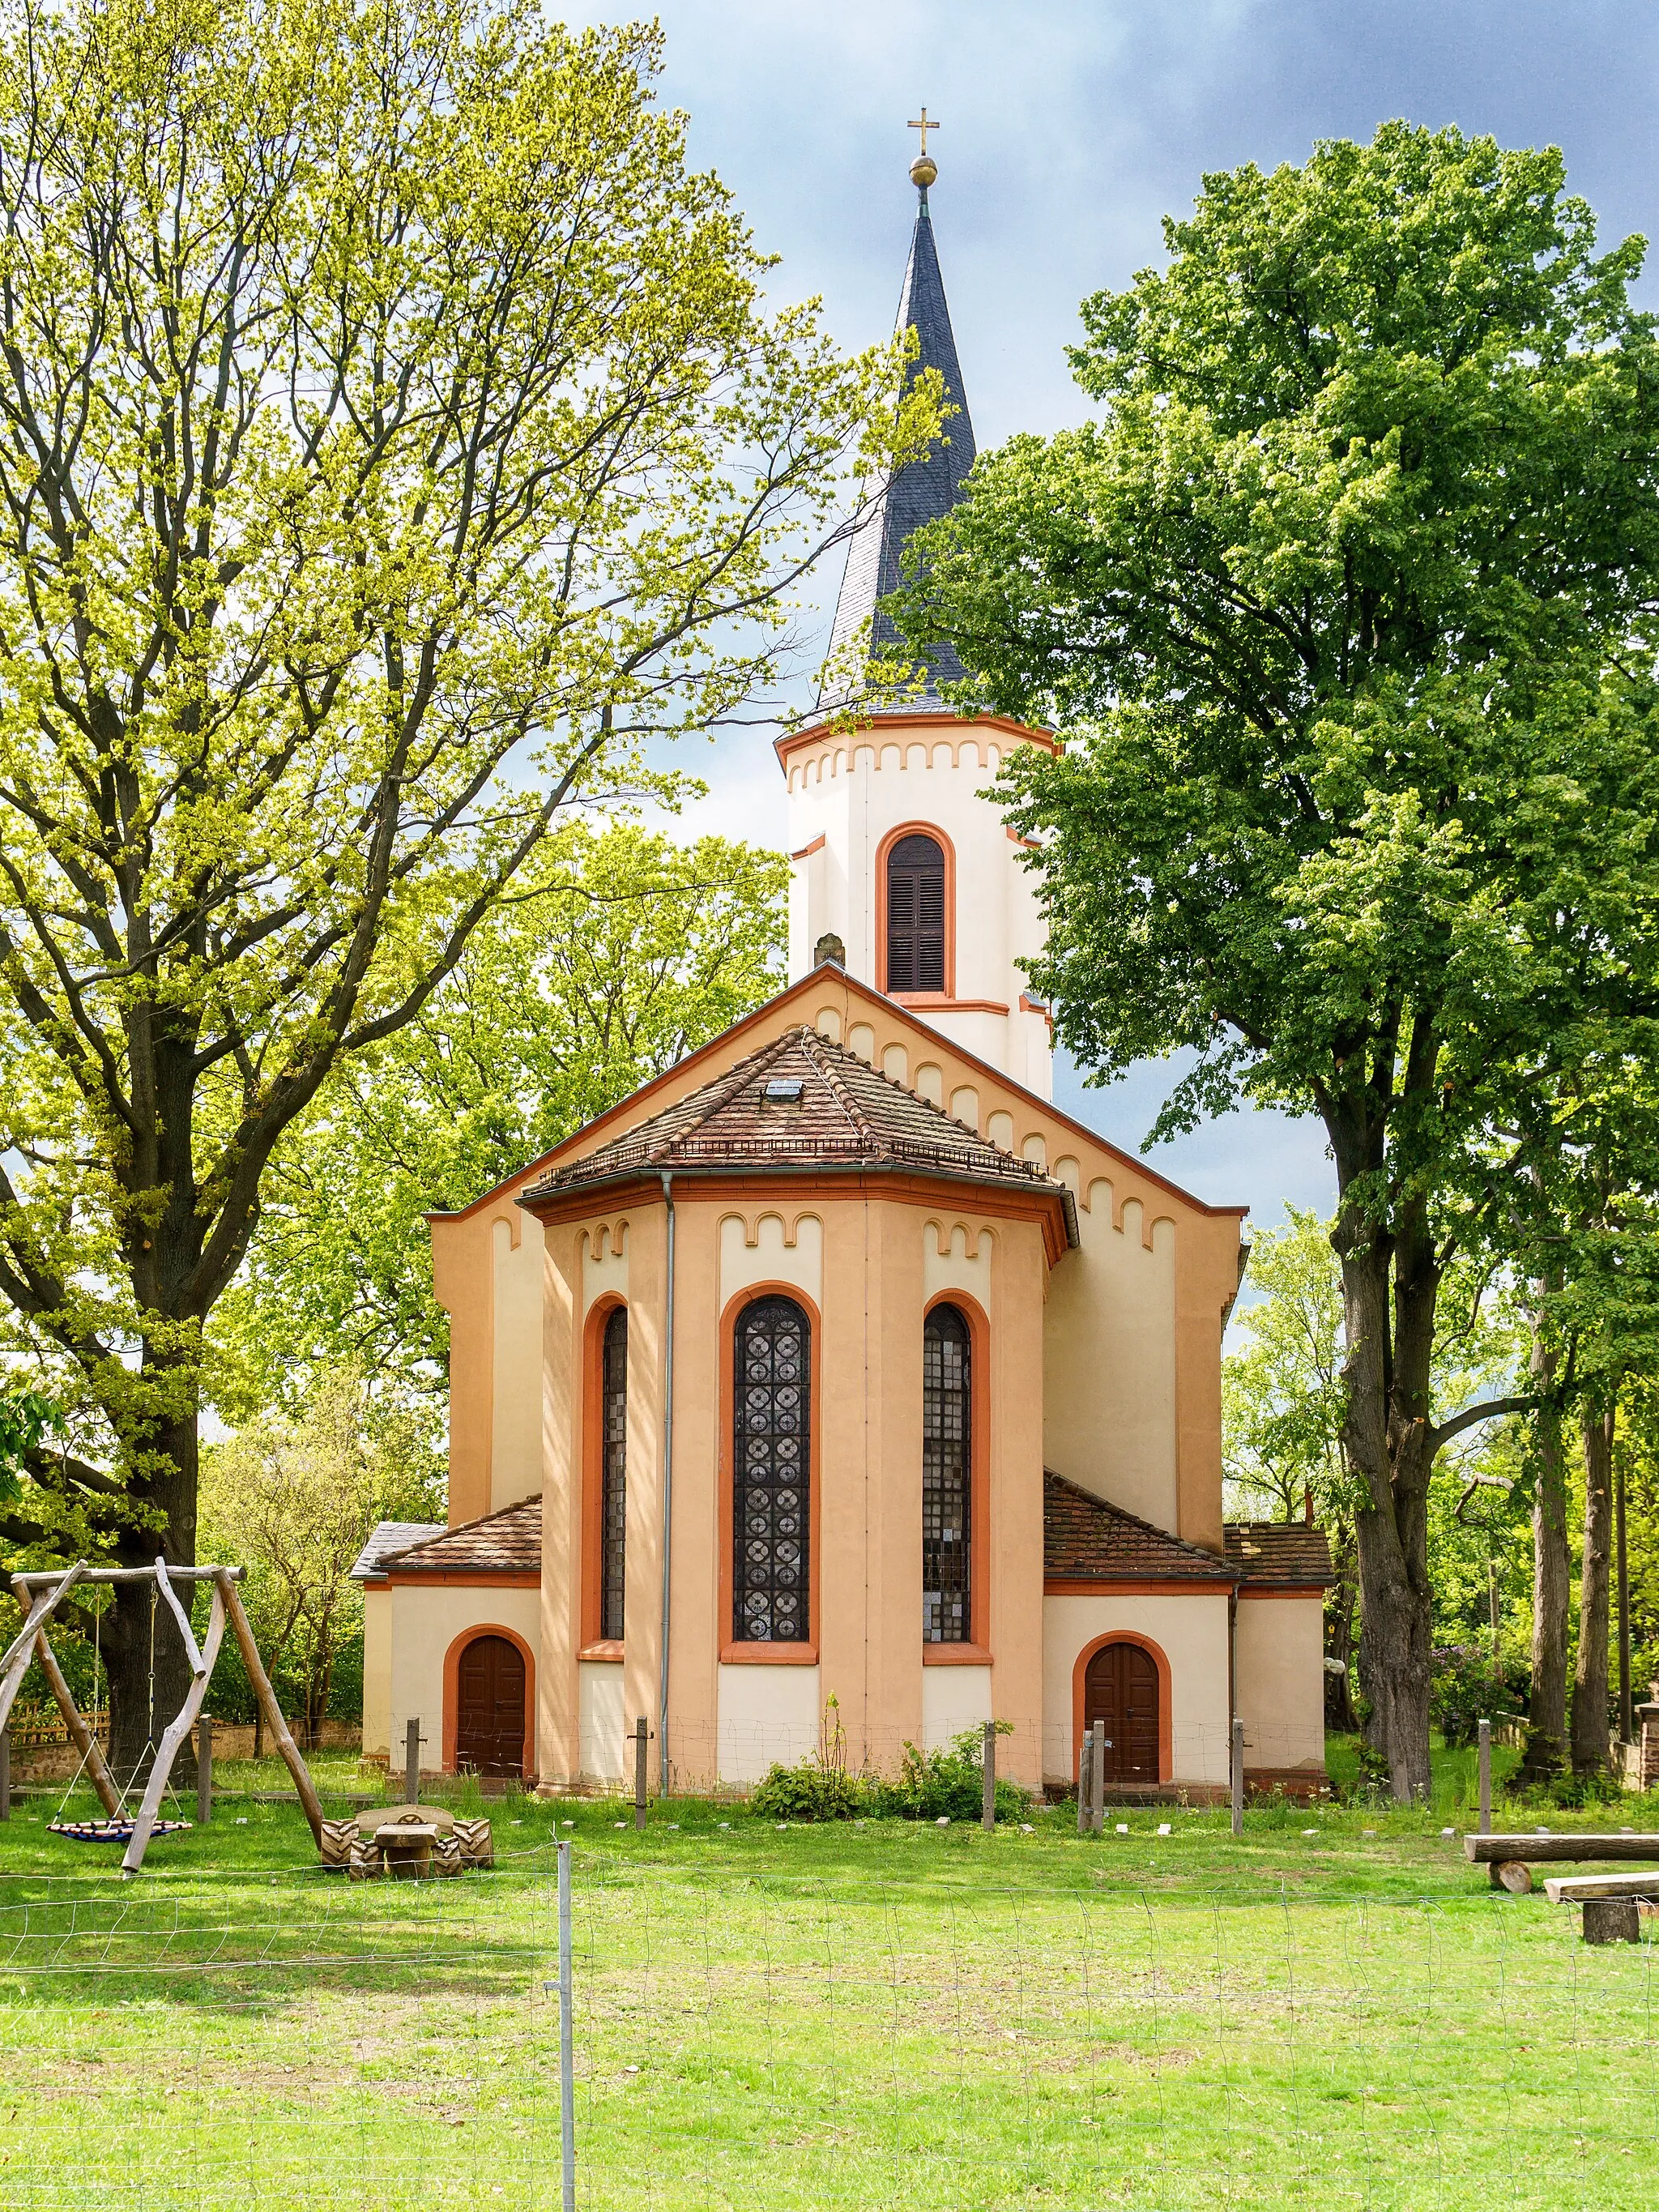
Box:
1083;1641;1160;1787
455;1634;526;1779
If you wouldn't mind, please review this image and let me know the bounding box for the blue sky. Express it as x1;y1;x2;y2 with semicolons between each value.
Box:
569;0;1659;1235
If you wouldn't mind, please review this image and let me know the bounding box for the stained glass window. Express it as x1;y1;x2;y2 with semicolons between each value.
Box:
733;1294;811;1643
600;1306;627;1642
923;1303;971;1642
885;832;946;993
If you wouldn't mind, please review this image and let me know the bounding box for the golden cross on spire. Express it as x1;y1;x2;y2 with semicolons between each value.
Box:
907;108;939;156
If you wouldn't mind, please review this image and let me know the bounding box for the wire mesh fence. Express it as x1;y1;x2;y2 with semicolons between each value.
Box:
0;1847;1652;2209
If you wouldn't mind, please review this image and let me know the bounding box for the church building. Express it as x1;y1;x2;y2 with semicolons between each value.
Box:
355;144;1333;1802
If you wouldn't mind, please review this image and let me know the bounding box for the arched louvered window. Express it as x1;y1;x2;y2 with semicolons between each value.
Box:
885;832;947;993
923;1303;971;1643
599;1307;628;1642
734;1295;811;1643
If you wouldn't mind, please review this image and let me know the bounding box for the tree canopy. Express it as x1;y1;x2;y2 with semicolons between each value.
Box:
0;0;921;1767
894;122;1659;1795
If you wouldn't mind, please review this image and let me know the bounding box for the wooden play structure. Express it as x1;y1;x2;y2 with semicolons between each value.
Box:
0;1557;324;1874
318;1802;494;1879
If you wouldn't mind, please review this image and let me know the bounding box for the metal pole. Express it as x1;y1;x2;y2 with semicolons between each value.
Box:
557;1838;576;2212
197;1715;212;1826
1478;1717;1491;1836
406;1716;420;1804
1077;1726;1093;1835
1230;1717;1244;1838
981;1719;996;1832
633;1715;649;1832
1090;1725;1106;1835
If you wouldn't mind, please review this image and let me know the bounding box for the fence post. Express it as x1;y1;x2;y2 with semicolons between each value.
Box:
1478;1717;1491;1837
633;1715;650;1831
0;1725;9;1822
1090;1724;1106;1835
557;1838;577;2212
1230;1717;1245;1838
405;1716;421;1804
981;1719;996;1832
197;1715;212;1826
1077;1726;1094;1835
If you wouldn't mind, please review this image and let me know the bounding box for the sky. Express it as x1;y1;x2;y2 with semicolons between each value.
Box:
566;0;1659;1240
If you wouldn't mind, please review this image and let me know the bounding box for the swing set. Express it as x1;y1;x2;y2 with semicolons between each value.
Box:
0;1559;324;1875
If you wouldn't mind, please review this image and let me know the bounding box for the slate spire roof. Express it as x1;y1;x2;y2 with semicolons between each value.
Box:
821;190;976;711
518;1024;1077;1238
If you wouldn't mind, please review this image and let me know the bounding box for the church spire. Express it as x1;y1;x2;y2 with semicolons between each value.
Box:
821;124;975;710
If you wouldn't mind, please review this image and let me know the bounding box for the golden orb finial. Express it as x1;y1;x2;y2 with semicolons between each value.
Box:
906;109;939;194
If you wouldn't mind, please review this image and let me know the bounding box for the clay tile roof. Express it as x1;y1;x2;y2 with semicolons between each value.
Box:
1224;1522;1336;1587
1043;1471;1234;1582
520;1025;1078;1238
378;1497;542;1576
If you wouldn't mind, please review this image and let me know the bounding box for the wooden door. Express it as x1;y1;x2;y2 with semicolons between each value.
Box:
455;1634;527;1779
1083;1642;1160;1786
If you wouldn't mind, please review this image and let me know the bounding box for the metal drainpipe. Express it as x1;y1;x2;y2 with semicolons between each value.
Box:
657;1171;676;1796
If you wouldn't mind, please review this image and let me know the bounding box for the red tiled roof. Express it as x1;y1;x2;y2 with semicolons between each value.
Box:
382;1497;541;1576
1224;1522;1336;1586
1043;1472;1233;1582
519;1025;1077;1241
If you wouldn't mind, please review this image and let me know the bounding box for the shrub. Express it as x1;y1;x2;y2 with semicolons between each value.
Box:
1431;1646;1523;1749
870;1726;1031;1824
748;1759;868;1821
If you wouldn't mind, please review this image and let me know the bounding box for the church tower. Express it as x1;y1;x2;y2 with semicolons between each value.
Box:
780;127;1055;1100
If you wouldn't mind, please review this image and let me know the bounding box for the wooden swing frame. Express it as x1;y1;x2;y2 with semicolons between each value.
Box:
0;1559;325;1875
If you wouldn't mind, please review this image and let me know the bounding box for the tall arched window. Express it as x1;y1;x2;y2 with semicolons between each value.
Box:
733;1294;811;1643
600;1306;628;1641
923;1304;971;1643
885;832;946;993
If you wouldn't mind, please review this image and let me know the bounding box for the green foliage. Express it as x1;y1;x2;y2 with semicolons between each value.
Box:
870;1727;1031;1824
215;820;787;1426
0;0;921;1573
0;1388;58;1513
748;1759;868;1822
1430;1647;1525;1749
1223;1208;1348;1524
897;121;1659;1796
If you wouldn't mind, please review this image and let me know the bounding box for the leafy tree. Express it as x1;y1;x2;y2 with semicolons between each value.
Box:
215;820;787;1424
198;1369;437;1746
0;0;920;1774
895;124;1659;1796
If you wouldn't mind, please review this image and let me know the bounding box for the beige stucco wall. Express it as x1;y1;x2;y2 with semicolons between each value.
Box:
1043;1183;1179;1529
578;1660;626;1785
921;1663;994;1750
1235;1595;1328;1773
716;1663;822;1785
386;1582;540;1774
719;1211;823;1305
361;1584;392;1759
1041;1593;1232;1789
491;1215;546;1511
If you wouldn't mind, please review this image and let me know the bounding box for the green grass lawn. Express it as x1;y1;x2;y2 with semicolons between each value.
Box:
0;1753;1653;2209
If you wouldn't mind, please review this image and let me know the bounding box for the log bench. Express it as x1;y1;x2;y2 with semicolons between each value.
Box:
1465;1833;1659;1938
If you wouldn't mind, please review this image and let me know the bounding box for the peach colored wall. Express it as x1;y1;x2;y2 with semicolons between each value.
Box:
1040;1593;1232;1789
361;1584;391;1759
1235;1597;1328;1772
719;1211;823;1305
386;1582;541;1774
537;1219;582;1787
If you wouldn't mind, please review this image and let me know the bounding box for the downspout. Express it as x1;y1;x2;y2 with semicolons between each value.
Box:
658;1170;676;1796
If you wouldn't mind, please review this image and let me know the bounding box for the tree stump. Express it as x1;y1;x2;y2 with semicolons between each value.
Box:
1490;1860;1533;1894
1582;1898;1641;1945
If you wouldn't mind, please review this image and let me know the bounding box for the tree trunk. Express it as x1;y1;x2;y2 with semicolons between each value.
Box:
1520;1347;1570;1784
1324;1520;1358;1731
1571;1403;1614;1775
103;1402;200;1791
1337;1200;1438;1803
